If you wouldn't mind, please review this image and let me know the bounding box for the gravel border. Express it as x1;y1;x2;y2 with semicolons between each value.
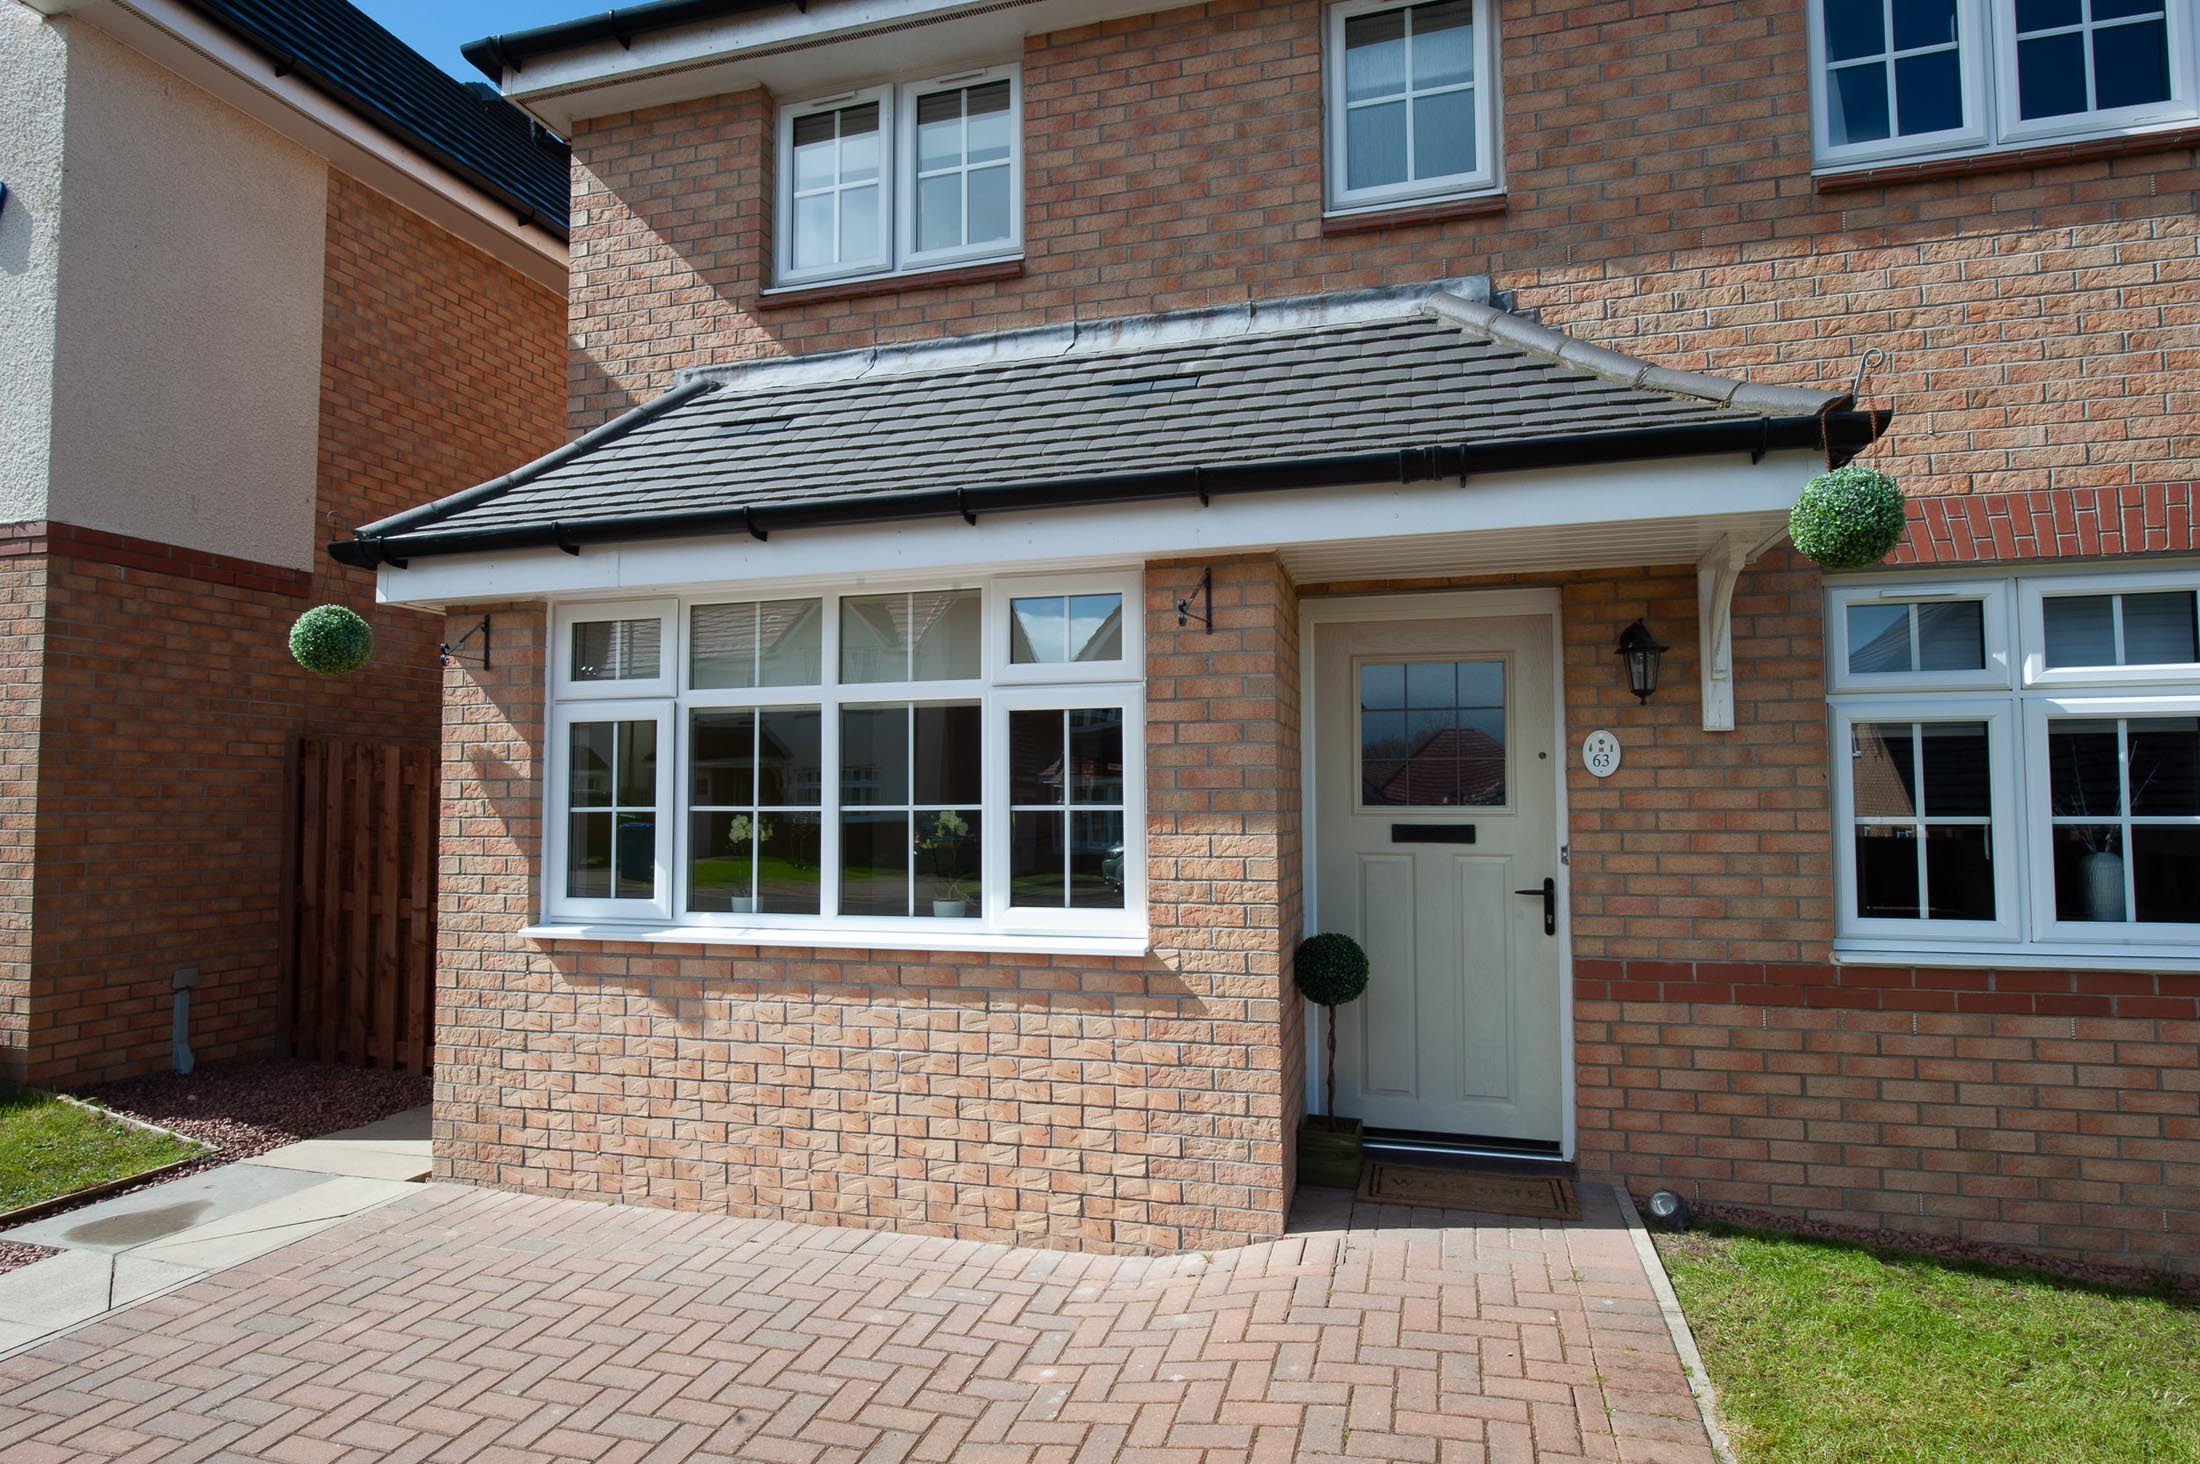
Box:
0;1058;430;1276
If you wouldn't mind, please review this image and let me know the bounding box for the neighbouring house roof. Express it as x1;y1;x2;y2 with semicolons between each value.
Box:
462;0;784;82
327;280;1891;569
178;0;571;236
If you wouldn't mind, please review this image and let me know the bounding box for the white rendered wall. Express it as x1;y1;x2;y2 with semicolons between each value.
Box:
43;20;327;571
0;7;68;527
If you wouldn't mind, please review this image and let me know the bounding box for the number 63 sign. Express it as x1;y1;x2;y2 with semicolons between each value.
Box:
1582;729;1622;778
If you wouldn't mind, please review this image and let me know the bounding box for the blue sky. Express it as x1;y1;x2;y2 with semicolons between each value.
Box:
356;1;599;81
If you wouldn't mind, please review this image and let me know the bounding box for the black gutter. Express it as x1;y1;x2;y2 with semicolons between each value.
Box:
327;409;1892;570
463;0;795;83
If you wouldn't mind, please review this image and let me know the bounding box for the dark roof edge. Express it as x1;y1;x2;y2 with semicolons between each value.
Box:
328;409;1894;570
352;376;721;539
462;0;788;83
177;0;572;242
1421;296;1851;415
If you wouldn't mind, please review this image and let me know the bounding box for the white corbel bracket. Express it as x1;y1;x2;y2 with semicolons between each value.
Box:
1697;528;1789;732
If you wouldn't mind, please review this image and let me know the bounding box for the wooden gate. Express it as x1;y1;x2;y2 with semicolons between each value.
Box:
279;737;437;1072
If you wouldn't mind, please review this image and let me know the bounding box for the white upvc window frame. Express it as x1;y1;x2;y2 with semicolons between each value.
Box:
1826;562;2200;968
542;571;1144;948
1829;696;2023;944
1826;579;2012;693
1807;0;2200;172
1994;0;2197;145
554;598;677;700
1322;0;1503;217
895;64;1024;273
991;568;1142;685
2021;691;2200;948
773;65;1023;290
2019;567;2200;689
989;683;1147;941
547;697;679;923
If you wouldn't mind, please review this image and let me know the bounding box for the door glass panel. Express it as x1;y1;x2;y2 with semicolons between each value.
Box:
1358;659;1505;807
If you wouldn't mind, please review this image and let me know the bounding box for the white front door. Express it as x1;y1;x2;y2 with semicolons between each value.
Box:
1313;610;1563;1143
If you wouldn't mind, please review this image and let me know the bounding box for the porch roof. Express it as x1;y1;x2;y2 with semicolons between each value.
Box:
327;280;1889;570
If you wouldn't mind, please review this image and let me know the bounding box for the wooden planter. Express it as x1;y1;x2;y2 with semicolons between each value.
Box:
1297;1115;1365;1191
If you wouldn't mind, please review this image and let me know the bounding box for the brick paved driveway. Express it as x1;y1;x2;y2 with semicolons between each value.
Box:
0;1182;1716;1463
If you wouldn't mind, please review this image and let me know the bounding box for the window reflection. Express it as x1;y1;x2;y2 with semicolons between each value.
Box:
1359;659;1505;806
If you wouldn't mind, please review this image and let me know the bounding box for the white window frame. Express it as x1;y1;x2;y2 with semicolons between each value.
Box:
1323;0;1503;216
895;65;1024;273
553;599;677;700
1826;563;2200;967
2019;567;2200;689
543;572;1145;947
546;698;678;923
1827;580;2012;693
1807;0;2200;171
991;569;1142;685
1829;697;2023;944
774;67;1023;290
2022;692;2200;948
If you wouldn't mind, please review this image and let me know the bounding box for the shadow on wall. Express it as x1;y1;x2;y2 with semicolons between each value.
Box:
0;189;31;276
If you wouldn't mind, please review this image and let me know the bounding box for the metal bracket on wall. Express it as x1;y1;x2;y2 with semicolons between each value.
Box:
1176;566;1212;630
440;614;491;670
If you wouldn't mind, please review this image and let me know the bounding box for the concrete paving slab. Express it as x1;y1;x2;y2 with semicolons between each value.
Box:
243;1142;429;1182
133;1176;413;1272
311;1107;429;1151
0;1249;195;1336
0;1163;328;1254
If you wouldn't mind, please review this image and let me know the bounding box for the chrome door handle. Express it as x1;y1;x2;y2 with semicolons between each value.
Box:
1513;877;1555;936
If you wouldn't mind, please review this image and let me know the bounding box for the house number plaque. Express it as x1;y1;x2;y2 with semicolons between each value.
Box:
1582;729;1621;778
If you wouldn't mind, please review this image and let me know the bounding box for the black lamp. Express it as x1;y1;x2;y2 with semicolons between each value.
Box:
1615;619;1667;704
1646;1189;1692;1232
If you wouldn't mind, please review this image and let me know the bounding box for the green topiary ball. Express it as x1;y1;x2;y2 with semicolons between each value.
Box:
289;604;374;676
1295;932;1370;1007
1790;465;1907;570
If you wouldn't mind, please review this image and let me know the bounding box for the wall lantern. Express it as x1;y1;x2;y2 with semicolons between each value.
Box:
1615;619;1667;704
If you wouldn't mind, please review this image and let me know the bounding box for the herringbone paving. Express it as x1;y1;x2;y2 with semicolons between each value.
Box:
0;1181;1714;1463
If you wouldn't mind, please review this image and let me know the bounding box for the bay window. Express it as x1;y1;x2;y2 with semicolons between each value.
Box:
1808;0;2197;169
776;65;1021;288
1827;570;2200;963
543;574;1143;945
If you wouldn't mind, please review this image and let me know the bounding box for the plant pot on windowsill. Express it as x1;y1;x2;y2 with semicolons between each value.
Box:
931;898;973;918
1297;1113;1365;1190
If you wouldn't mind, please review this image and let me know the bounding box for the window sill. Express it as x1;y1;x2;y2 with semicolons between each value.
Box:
1814;124;2200;193
520;921;1149;959
1833;941;2200;974
1319;193;1508;235
758;257;1025;309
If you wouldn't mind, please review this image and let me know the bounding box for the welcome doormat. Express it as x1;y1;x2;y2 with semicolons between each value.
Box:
1356;1163;1580;1221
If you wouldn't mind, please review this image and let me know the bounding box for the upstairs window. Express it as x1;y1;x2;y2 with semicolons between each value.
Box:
776;66;1021;288
1324;0;1501;213
1809;0;2197;169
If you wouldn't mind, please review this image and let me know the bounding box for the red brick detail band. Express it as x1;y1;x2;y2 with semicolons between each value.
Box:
1575;958;2200;1019
0;520;312;598
1813;124;2200;194
1887;484;2197;566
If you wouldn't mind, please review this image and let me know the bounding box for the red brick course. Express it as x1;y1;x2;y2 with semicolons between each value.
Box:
434;558;1305;1252
1893;482;2199;564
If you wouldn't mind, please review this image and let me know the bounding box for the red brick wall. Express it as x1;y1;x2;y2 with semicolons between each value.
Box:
10;174;565;1088
434;557;1304;1252
0;551;44;1085
564;0;2198;498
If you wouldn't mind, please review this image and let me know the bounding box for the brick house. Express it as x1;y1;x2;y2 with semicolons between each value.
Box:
0;0;568;1086
352;0;2196;1280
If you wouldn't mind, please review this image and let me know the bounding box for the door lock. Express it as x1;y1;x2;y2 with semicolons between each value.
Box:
1513;876;1556;936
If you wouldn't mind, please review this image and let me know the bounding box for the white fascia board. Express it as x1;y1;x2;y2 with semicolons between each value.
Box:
491;0;1177;134
373;449;1819;609
21;0;568;292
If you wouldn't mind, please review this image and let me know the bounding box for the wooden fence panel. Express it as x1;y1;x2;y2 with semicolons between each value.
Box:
279;736;437;1073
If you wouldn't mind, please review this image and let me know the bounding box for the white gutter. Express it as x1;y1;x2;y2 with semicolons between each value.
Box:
16;0;568;292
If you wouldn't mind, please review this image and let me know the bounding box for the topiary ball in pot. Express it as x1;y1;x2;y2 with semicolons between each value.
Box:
289;604;374;676
1295;931;1370;1007
1790;464;1907;570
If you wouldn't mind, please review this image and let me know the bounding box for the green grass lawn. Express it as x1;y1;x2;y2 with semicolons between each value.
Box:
1658;1223;2200;1464
0;1088;203;1213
